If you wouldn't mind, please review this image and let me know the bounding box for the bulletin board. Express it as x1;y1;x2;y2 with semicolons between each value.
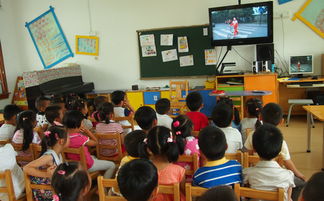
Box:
75;35;99;56
25;6;74;69
137;24;217;79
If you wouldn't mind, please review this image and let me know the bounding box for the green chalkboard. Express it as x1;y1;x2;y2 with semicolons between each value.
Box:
137;24;216;78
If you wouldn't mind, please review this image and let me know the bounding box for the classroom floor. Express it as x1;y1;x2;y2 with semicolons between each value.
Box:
280;115;323;179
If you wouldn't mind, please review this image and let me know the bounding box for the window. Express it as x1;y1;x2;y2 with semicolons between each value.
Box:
0;42;9;99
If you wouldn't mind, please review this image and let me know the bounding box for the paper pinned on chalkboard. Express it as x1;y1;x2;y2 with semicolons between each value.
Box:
161;34;173;46
162;49;178;62
203;28;208;36
180;55;194;67
178;36;189;53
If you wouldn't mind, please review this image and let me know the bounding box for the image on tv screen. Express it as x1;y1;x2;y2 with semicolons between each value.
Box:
211;6;269;40
290;55;313;74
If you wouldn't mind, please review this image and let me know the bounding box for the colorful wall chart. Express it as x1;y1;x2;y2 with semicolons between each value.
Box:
25;6;73;69
75;35;99;56
292;0;324;38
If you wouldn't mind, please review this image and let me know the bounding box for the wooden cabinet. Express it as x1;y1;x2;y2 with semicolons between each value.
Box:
126;91;144;112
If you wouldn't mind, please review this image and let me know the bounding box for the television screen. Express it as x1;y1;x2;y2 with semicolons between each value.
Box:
209;1;273;46
289;55;313;75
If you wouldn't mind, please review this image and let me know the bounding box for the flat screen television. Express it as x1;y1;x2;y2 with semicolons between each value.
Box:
289;55;313;75
209;1;273;46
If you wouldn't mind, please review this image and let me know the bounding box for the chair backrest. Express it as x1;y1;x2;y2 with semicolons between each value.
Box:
31;144;42;159
185;183;208;201
62;146;88;170
95;133;123;162
0;139;10;146
245;128;253;138
158;183;180;201
113;115;135;131
24;172;53;201
0;170;21;201
234;183;284;201
11;143;34;166
97;177;126;201
225;151;243;164
243;152;284;168
177;154;199;176
191;131;199;137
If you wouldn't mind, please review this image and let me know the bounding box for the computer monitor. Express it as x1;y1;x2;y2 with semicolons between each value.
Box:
289;55;313;76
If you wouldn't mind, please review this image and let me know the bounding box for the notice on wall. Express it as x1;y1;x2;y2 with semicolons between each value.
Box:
162;49;178;62
140;34;157;57
160;34;173;46
205;49;217;65
203;28;208;36
178;36;189;53
180;55;194;67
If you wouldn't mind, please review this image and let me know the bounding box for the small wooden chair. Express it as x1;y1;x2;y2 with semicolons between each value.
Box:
243;152;284;168
234;183;284;201
11;143;34;166
113;115;135;131
97;177;126;201
95;133;123;163
185;183;208;201
157;183;180;201
0;170;26;201
31;144;42;159
225;151;243;164
245;128;253;138
191;131;199;138
177;154;199;177
0;139;10;146
24;172;53;201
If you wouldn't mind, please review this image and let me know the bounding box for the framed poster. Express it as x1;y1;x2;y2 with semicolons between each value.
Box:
75;35;99;56
25;6;73;69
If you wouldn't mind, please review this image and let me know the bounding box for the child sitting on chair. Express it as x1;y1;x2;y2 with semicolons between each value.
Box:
155;98;173;129
35;96;51;128
0;104;21;141
134;106;157;133
186;92;209;131
243;123;295;201
45;105;64;127
193;126;242;188
212;103;242;153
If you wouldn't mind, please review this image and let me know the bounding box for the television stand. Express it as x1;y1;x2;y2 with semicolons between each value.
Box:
293;74;311;79
216;45;232;75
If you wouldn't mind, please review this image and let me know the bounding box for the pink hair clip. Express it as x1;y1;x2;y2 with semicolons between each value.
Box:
53;194;59;201
55;133;59;140
175;131;181;135
44;131;51;137
167;137;173;143
57;170;66;175
173;121;180;128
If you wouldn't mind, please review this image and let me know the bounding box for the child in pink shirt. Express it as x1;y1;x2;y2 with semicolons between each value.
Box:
139;126;185;201
63;110;115;179
95;102;124;157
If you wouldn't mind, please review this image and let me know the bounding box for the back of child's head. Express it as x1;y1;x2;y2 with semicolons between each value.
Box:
96;102;114;124
41;126;68;156
261;103;283;126
155;98;170;115
212;102;233;128
134;106;157;131
186;91;203;112
35;96;51;112
301;172;324;201
111;90;126;105
125;130;146;157
63;110;84;129
246;98;263;128
45;105;63;124
171;115;193;154
198;186;237;201
139;126;180;162
52;162;90;201
16;110;36;151
93;96;107;111
3;104;21;121
253;123;283;160
66;98;87;113
217;97;240;125
118;159;158;201
198;126;226;161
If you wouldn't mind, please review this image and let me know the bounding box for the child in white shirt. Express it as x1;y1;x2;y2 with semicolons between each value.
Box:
241;98;262;143
212;102;242;153
155;98;173;129
35;96;51;128
0;104;21;141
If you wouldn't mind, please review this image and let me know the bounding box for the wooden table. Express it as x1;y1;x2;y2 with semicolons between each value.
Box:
303;105;324;170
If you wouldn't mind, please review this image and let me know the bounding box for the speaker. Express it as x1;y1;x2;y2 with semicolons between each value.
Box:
252;61;262;73
256;43;274;64
262;60;272;72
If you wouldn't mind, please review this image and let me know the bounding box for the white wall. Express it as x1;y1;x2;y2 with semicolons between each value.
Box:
0;0;323;99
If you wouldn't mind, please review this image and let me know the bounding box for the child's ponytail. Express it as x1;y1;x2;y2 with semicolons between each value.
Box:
51;162;90;201
141;126;180;163
97;102;114;124
171;115;194;155
16;110;36;151
41;126;68;156
246;98;263;129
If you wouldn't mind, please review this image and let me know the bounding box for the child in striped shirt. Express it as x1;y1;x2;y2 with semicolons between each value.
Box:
193;126;242;188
